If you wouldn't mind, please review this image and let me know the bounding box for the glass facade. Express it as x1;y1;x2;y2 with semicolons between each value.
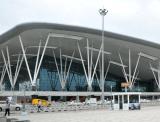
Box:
1;56;156;92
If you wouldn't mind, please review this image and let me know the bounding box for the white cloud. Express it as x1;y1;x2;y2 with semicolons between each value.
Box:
0;0;160;44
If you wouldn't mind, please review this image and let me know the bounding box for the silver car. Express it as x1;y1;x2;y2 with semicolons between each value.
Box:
129;103;140;110
0;101;22;111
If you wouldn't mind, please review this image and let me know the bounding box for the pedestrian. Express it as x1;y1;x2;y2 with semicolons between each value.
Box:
4;99;10;116
21;100;25;112
37;100;42;112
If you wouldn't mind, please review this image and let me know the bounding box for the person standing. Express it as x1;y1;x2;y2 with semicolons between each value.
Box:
21;100;25;112
37;100;42;112
4;99;10;116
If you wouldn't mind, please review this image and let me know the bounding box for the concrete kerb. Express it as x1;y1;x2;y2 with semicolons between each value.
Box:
0;116;7;122
11;120;30;122
7;118;18;122
0;117;27;122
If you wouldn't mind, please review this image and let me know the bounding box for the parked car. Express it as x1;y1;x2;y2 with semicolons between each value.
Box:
129;103;140;110
85;98;97;106
97;100;111;105
67;100;83;106
0;101;22;112
140;99;151;103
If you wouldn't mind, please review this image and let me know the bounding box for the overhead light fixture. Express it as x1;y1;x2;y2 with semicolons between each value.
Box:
11;60;24;62
27;46;57;49
138;52;158;61
85;47;111;55
12;54;37;56
49;33;83;40
62;54;85;61
150;67;160;73
109;61;127;67
0;64;13;67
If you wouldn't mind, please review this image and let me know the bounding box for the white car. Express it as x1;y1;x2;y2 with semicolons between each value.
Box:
97;100;111;105
0;101;22;112
67;101;83;106
85;98;97;106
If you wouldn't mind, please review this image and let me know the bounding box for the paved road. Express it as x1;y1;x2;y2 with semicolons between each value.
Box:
7;106;160;122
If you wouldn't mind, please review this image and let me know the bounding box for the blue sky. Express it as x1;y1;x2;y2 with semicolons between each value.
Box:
0;0;160;44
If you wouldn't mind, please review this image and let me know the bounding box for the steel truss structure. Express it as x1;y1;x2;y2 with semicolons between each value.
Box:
0;23;160;94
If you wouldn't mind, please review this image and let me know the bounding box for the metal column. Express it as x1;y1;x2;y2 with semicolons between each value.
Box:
99;8;108;104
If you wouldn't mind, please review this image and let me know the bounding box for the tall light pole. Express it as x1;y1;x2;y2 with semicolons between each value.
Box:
99;8;108;104
110;84;113;109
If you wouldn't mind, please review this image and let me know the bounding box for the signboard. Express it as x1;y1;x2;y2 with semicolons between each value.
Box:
121;82;131;88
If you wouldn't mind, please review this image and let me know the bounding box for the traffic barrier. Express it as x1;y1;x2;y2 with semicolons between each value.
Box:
25;103;111;113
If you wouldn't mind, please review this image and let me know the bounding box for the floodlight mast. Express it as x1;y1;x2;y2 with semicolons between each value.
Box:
99;8;108;105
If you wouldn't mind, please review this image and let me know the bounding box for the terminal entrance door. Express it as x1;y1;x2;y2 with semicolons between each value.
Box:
113;93;141;110
113;95;119;110
122;95;129;110
113;94;129;110
118;95;129;110
119;95;122;109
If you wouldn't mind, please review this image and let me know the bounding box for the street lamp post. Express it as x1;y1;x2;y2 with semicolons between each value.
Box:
99;8;108;104
110;84;113;109
23;82;27;112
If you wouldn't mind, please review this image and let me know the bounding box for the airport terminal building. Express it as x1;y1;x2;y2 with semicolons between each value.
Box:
0;22;160;97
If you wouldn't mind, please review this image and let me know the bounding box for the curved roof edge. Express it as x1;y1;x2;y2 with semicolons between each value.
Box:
0;22;160;50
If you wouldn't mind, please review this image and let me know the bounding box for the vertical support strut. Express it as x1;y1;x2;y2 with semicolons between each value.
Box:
77;40;102;91
0;64;7;86
104;62;110;80
87;38;90;81
19;36;33;84
53;50;62;87
33;41;41;82
77;41;88;85
19;35;50;86
131;55;141;83
158;63;160;88
150;64;159;88
91;45;102;85
59;48;64;89
131;70;139;88
1;50;13;87
14;53;21;81
118;52;129;83
64;56;68;81
65;50;75;82
33;35;50;84
6;47;13;87
129;49;131;82
53;49;75;90
13;53;24;86
2;48;24;88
